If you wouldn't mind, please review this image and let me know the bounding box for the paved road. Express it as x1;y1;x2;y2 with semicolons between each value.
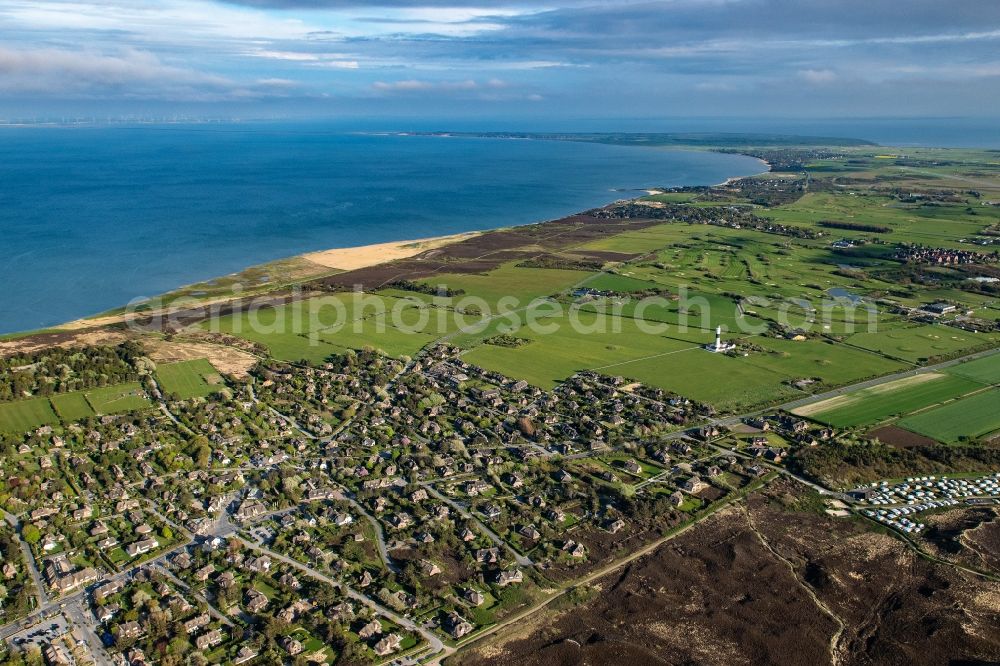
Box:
777;346;1000;415
0;540;192;645
631;450;718;492
435;475;776;666
149;375;199;438
237;537;449;661
150;562;234;628
142;500;190;540
1;611;111;666
331;487;400;574
420;483;534;567
1;509;50;609
852;509;1000;582
61;593;116;666
708;443;852;501
3;325;996;662
231;485;401;574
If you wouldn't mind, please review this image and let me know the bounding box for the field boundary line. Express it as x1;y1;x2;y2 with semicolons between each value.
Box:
589;344;700;371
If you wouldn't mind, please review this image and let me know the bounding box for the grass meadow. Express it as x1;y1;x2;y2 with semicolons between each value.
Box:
156;359;225;399
0;382;154;433
948;353;1000;385
898;389;1000;443
794;373;987;428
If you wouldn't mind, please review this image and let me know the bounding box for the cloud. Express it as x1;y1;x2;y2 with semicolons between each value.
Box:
3;0;1000;116
250;49;325;62
371;77;506;92
221;0;590;7
255;77;300;87
0;46;225;91
798;69;838;85
368;76;543;102
372;79;435;91
694;81;738;92
247;49;360;68
0;46;297;100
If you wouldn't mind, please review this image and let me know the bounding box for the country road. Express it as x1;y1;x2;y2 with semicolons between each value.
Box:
1;508;50;609
420;482;535;567
237;536;449;660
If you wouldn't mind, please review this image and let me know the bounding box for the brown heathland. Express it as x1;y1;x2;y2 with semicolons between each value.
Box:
453;481;1000;666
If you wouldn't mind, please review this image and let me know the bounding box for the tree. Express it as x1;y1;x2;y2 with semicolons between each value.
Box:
194;444;212;469
21;524;41;545
167;636;191;655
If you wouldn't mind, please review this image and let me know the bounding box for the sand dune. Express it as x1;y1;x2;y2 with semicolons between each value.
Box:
301;232;480;271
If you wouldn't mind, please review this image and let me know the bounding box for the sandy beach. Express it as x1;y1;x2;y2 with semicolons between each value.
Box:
300;231;481;271
53;230;479;331
41;150;764;335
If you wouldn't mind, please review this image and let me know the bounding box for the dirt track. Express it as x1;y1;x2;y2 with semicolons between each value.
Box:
453;481;1000;666
313;213;662;291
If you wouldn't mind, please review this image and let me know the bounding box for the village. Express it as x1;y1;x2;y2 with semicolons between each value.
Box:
1;336;997;666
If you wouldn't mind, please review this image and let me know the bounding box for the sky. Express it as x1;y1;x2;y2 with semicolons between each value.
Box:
1;0;1000;122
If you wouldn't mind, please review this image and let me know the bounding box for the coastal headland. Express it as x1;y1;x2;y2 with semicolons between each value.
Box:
2;134;1000;666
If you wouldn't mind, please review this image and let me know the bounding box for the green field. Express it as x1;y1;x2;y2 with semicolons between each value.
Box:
417;264;594;309
583;291;763;333
794;373;986;428
584;273;662;293
205;293;467;361
845;325;998;363
0;380;154;433
85;383;153;414
205;295;370;363
948;353;1000;385
156;359;225;399
316;315;442;358
641;192;698;204
898;389;1000;443
0;398;59;433
603;345;810;411
459;305;904;411
462;310;708;388
611;338;902;410
739;338;904;386
41;146;999;420
578;229;682;254
50;392;97;421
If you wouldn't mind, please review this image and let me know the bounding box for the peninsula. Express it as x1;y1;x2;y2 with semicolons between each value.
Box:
2;136;1000;666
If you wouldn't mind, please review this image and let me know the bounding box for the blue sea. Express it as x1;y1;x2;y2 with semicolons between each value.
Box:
0;125;763;334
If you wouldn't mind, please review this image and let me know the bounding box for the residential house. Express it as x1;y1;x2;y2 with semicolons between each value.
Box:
117;621;143;642
280;636;303;656
184;614;211;634
518;525;541;541
445;612;474;639
683;476;708;493
476;548;501;564
245;589;268;613
358;620;382;639
195;629;223;651
604;518;626;534
374;633;402;657
495;569;523;587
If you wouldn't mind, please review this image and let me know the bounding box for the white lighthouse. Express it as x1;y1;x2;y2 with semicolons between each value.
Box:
705;325;736;353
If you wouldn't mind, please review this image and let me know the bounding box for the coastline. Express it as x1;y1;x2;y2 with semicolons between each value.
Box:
53;231;488;332
18;141;767;336
300;231;482;271
46;155;770;334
